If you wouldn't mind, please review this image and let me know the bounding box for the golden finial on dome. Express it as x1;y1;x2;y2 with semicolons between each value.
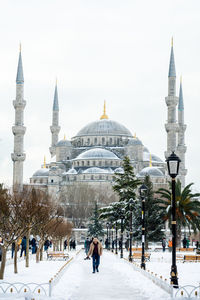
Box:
149;154;152;167
100;100;109;120
180;75;182;83
171;36;173;47
43;156;46;168
134;133;136;138
64;134;66;140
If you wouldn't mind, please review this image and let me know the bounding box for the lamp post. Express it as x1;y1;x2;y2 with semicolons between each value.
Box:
106;222;109;250
129;198;134;262
120;211;125;258
111;225;114;252
139;183;148;270
166;151;181;288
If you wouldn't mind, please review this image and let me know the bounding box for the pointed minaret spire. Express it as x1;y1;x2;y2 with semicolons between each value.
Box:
100;100;108;120
53;80;59;111
177;77;187;187
49;80;61;157
165;38;179;159
43;156;46;168
168;37;176;78
16;43;24;84
11;46;26;192
178;76;184;111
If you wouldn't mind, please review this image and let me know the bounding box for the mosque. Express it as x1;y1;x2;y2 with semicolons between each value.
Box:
12;40;187;207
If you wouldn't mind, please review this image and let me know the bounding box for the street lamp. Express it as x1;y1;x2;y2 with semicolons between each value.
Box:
129;198;134;262
166;151;181;288
106;222;109;250
120;210;125;258
139;183;148;270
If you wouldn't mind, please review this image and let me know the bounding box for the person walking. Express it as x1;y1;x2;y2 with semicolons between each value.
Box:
20;236;27;257
87;237;103;273
168;239;172;252
182;236;187;248
162;238;166;252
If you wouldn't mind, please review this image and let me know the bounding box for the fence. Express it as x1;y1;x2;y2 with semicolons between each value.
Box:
0;249;82;297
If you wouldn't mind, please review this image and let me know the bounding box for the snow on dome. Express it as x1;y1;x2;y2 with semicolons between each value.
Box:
56;139;71;147
83;167;111;174
137;167;164;177
128;137;143;146
66;168;77;175
152;154;163;163
75;148;119;160
115;167;124;174
76;119;132;137
32;168;49;177
143;146;149;153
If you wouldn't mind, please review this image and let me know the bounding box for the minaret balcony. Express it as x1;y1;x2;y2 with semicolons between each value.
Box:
12;125;26;135
11;153;26;162
165;123;179;132
50;125;61;134
165;96;179;107
178;124;187;132
13;100;26;109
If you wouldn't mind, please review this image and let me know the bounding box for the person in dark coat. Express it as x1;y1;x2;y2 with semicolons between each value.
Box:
64;240;67;250
30;237;36;254
70;240;73;250
20;236;26;257
44;240;50;251
162;238;166;252
11;242;15;258
182;237;187;248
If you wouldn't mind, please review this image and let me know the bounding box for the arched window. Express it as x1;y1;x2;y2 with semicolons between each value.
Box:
77;161;79;166
87;138;90;145
87;161;90;166
110;138;112;144
102;137;105;145
93;161;96;166
94;138;97;145
82;161;84;166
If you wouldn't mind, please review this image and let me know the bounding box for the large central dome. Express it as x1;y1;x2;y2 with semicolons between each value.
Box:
76;119;132;137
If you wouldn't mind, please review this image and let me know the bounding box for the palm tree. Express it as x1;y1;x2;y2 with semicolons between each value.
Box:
156;180;200;246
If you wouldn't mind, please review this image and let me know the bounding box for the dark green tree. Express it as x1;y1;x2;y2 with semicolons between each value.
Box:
88;202;104;238
132;175;165;248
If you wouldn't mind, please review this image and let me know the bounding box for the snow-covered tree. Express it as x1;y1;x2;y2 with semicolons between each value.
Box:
113;156;140;203
88;203;104;238
132;175;165;248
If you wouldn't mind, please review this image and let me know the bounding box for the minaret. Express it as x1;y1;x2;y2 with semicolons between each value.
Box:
49;81;60;157
176;77;187;187
11;45;26;192
164;38;179;159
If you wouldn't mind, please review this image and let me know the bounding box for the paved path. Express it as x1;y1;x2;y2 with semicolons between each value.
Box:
54;250;170;300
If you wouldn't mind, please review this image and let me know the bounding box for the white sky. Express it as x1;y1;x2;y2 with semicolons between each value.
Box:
0;0;199;191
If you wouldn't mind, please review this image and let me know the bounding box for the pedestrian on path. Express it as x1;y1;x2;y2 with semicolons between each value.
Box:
87;237;103;273
162;238;166;252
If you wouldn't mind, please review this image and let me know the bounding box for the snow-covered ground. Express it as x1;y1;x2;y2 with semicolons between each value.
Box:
0;248;200;299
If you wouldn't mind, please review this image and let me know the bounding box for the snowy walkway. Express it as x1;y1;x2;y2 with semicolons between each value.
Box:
54;250;170;300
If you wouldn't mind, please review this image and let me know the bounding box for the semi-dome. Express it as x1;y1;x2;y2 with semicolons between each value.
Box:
114;167;124;174
83;167;111;174
137;167;164;177
127;137;143;146
56;139;71;147
143;146;149;153
76;119;132;137
65;168;77;175
75;148;119;160
32;168;49;177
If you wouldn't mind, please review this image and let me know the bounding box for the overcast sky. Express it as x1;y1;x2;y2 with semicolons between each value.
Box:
0;0;199;191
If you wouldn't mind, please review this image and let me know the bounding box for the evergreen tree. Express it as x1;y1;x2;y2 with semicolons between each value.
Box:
132;175;165;248
113;156;141;203
88;202;104;238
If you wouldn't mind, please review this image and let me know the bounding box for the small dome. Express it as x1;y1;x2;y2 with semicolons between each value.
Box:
137;167;164;177
115;167;124;174
56;139;71;147
76;119;132;137
66;168;77;175
76;148;119;160
143;146;149;153
128;137;143;146
152;154;163;163
83;167;111;174
32;168;49;177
